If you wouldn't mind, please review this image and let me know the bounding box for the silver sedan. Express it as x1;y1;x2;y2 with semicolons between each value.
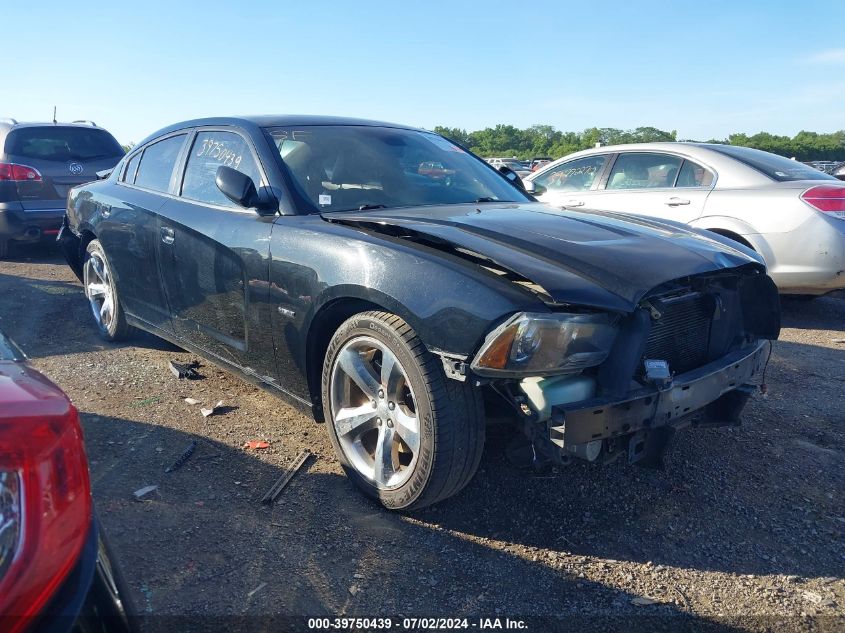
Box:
524;143;845;295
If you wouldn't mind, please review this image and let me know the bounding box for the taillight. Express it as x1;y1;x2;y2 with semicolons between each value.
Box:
0;385;91;632
0;162;43;182
801;185;845;218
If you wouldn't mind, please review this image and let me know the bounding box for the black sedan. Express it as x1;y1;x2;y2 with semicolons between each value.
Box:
59;116;780;510
0;332;134;633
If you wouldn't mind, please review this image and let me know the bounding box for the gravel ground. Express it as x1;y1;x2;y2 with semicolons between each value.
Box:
1;244;843;632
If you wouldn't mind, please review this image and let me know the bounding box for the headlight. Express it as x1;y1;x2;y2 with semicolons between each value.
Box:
470;312;619;377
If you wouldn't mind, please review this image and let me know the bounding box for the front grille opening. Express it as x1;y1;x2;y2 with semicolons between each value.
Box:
640;293;713;378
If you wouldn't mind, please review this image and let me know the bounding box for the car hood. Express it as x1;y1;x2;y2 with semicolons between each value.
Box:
323;202;763;312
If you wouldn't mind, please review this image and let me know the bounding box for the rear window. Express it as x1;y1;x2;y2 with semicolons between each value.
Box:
5;127;124;162
707;145;837;182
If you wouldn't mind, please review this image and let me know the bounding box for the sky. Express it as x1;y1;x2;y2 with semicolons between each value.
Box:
3;1;845;145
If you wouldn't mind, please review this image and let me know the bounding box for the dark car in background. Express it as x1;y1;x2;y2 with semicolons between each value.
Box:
60;116;780;510
0;118;124;258
0;332;134;632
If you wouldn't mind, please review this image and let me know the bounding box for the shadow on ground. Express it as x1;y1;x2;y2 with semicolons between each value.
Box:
85;415;753;632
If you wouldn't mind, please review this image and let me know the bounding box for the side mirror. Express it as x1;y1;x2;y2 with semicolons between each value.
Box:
522;180;547;196
216;166;261;209
498;165;525;190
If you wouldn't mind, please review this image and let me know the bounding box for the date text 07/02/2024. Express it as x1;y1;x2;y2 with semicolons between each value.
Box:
307;617;529;630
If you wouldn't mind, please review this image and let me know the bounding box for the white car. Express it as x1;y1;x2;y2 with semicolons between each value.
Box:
524;143;845;295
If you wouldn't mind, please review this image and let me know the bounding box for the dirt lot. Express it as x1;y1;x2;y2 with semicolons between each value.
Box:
1;244;843;632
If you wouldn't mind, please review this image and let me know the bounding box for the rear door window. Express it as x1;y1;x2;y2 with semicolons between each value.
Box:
134;135;187;193
606;153;683;190
533;155;608;191
180;131;262;207
676;159;715;187
4;127;124;162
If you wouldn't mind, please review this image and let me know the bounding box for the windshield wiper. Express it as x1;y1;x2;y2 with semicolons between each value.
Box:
474;197;498;203
357;204;388;211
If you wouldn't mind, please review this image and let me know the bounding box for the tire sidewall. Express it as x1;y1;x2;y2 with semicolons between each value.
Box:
322;313;436;510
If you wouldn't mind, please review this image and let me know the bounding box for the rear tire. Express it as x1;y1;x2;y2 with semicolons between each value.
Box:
83;239;131;341
322;311;485;511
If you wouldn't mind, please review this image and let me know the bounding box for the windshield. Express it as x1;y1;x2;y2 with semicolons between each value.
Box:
707;144;837;182
5;127;124;162
265;126;530;213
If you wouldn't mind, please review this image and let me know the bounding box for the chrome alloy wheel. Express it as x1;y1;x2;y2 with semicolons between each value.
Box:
330;336;420;489
83;251;115;332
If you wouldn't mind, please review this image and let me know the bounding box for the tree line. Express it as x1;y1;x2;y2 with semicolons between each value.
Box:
432;124;845;162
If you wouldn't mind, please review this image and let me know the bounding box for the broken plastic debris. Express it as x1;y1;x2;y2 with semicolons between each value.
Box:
248;582;267;598
243;440;270;450
133;485;158;499
169;360;202;380
201;400;224;417
184;397;200;405
165;440;198;473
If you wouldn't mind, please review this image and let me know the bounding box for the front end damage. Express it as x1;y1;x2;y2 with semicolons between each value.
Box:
481;268;780;469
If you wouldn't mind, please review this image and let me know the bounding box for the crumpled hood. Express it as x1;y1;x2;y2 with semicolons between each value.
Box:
323;202;763;312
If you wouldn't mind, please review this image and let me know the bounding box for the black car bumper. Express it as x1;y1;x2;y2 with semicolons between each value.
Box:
549;340;769;458
32;514;136;633
58;216;84;281
0;203;65;244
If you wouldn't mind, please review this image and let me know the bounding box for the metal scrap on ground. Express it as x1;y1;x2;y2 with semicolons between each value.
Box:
261;450;312;504
169;360;202;379
165;440;198;473
133;485;158;499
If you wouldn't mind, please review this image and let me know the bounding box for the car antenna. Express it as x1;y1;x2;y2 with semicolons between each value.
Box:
52;106;57;124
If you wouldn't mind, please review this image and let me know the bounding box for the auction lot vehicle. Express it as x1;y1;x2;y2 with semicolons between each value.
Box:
524;143;845;296
60;116;780;510
0;118;124;259
0;332;134;633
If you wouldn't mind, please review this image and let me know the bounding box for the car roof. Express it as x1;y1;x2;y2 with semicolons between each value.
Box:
137;115;426;146
0;119;108;142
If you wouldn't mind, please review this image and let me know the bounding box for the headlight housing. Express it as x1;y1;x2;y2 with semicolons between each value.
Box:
470;312;619;377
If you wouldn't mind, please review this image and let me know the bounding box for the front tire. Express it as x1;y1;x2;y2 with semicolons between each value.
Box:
83;239;130;341
0;240;8;259
322;311;485;511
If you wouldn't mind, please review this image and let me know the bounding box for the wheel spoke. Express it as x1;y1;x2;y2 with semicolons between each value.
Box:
334;404;378;439
373;425;396;486
381;348;401;393
338;349;380;399
100;296;113;322
86;282;107;298
392;408;420;453
91;256;106;282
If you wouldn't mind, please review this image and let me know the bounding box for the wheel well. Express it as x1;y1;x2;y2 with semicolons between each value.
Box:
79;229;97;257
706;228;754;250
306;298;385;422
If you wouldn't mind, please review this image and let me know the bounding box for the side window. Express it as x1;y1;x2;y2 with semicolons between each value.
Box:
606;153;683;190
181;131;262;207
676;160;715;188
134;135;186;192
122;152;141;184
534;155;608;191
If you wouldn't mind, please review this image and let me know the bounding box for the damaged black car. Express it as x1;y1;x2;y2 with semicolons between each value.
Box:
59;116;780;510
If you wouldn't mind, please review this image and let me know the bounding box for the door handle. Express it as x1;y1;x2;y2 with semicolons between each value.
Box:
160;227;175;245
564;200;585;207
665;197;690;206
